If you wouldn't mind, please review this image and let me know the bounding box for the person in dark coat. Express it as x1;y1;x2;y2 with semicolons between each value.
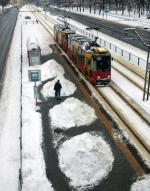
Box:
54;80;62;100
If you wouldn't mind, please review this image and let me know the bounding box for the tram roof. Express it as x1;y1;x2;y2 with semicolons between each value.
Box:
87;47;110;54
61;28;75;34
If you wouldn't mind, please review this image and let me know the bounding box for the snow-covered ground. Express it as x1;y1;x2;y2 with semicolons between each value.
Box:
58;7;150;28
0;4;150;191
58;133;114;189
130;175;150;191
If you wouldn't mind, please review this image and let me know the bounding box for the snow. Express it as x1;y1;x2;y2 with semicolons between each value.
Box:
61;7;150;28
41;59;65;80
40;59;77;98
42;75;76;98
20;6;54;190
0;11;21;191
50;97;97;130
21;86;53;191
27;36;40;51
58;132;114;189
0;3;150;190
130;175;150;191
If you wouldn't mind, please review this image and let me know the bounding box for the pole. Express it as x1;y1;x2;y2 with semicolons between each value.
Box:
143;45;150;100
19;20;23;190
34;82;37;106
102;0;104;18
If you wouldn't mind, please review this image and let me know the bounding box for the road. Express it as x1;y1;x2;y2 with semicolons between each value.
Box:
0;7;18;82
49;7;150;51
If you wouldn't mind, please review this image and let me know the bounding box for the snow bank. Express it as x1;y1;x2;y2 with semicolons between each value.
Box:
41;59;77;98
41;59;65;80
42;75;76;98
58;132;114;189
49;97;97;130
130;175;150;191
41;46;53;56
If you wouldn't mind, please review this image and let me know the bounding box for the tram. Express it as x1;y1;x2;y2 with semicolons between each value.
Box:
54;23;111;86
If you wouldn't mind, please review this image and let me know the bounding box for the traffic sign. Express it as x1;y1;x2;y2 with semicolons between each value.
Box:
28;69;41;82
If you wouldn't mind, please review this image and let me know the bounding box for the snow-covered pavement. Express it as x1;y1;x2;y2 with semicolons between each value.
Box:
0;4;150;191
0;10;20;191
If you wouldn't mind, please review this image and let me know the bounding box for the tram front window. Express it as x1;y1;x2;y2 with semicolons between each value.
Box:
96;56;111;71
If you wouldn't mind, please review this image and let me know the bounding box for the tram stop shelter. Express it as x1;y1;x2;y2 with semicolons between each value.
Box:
27;37;41;66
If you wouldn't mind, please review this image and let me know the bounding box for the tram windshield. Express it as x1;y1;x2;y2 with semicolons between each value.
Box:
96;56;111;71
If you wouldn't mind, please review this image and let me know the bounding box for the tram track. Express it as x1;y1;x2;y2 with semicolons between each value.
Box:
112;62;144;91
29;5;150;166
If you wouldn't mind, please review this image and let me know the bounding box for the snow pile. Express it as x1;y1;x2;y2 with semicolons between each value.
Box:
42;76;76;98
27;37;40;51
130;175;150;191
58;133;114;189
41;59;65;80
49;97;97;129
41;46;53;56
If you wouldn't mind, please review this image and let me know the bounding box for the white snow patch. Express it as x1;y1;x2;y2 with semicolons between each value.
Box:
58;132;114;189
49;97;97;129
41;59;65;80
41;46;53;56
42;76;76;98
130;175;150;191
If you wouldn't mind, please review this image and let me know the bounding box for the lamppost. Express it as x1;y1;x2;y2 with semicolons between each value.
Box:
124;27;150;101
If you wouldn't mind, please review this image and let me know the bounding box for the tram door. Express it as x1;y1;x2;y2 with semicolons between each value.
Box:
72;43;77;64
85;53;92;79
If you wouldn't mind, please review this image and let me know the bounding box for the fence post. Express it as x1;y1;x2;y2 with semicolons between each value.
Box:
138;57;140;65
129;53;131;61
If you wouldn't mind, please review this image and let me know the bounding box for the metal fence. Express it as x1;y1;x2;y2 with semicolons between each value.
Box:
70;24;147;70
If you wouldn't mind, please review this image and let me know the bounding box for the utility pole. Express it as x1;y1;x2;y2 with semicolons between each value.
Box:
143;45;150;100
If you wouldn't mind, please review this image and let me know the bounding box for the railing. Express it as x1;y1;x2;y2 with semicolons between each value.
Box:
70;24;147;70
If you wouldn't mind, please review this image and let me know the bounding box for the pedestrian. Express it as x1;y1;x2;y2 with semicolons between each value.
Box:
54;80;62;100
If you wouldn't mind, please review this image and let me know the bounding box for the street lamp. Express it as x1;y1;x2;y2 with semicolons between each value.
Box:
124;27;150;101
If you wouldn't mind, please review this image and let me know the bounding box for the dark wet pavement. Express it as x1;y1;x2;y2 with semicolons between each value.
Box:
37;44;141;191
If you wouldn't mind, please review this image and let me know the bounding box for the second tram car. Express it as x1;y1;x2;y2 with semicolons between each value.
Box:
54;23;111;86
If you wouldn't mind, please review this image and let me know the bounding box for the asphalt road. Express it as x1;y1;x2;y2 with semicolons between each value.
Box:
0;7;18;82
49;7;150;51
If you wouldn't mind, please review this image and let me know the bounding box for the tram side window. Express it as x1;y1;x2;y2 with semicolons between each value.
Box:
68;38;71;49
77;47;84;61
86;59;90;65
